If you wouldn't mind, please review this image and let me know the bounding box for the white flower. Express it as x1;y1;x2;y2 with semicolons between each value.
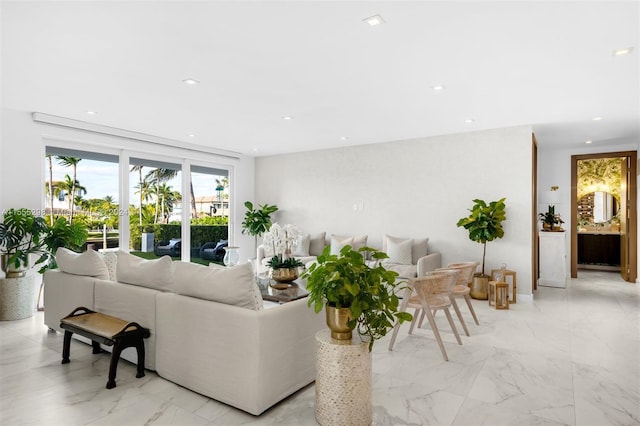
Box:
263;223;301;258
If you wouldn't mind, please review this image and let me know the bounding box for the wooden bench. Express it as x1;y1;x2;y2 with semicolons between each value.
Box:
60;307;150;389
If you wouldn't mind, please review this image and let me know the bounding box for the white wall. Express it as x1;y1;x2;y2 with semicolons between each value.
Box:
256;126;535;295
537;140;639;280
0;108;257;262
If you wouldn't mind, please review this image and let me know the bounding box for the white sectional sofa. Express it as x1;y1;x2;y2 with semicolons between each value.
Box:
257;232;442;278
44;249;325;416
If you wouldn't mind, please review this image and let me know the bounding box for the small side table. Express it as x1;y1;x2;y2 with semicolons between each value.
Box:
315;329;372;426
490;269;516;303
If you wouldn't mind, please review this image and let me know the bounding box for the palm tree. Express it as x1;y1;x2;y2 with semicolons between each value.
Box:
130;165;144;225
44;180;65;214
56;156;82;222
145;168;179;223
215;177;229;217
59;174;86;221
156;183;182;223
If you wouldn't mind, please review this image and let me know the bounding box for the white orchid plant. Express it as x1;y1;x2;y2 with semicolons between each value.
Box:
263;223;304;270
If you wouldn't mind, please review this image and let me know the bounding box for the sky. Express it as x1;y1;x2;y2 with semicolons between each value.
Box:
48;159;226;206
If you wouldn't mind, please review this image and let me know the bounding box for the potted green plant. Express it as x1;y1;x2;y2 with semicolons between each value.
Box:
263;223;304;283
0;208;51;277
538;205;564;231
241;201;278;239
0;208;88;320
302;245;412;351
456;198;507;299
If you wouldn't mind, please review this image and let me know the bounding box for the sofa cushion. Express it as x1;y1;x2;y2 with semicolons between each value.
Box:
116;251;174;291
293;233;311;257
386;237;413;265
383;234;429;265
330;236;353;255
332;234;368;251
55;247;109;280
381;261;417;278
173;262;262;310
308;232;326;256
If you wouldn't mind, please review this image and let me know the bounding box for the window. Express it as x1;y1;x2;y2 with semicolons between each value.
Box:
45;147;120;251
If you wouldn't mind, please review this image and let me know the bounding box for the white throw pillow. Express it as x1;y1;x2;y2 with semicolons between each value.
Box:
116;251;174;291
383;235;430;265
309;232;326;256
55;247;109;280
99;251;117;281
293;233;311;257
173;262;262;310
332;234;368;251
386;237;413;265
330;236;353;255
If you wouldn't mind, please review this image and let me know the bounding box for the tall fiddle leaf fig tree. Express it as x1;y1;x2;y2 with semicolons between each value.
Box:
456;198;507;276
241;202;279;249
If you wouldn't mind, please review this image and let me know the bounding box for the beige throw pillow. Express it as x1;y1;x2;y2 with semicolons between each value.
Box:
293;233;311;257
173;262;262;310
386;237;413;265
55;247;110;280
116;250;174;291
309;232;327;256
330;236;353;255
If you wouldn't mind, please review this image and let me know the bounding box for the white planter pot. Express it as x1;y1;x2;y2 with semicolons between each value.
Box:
0;274;35;320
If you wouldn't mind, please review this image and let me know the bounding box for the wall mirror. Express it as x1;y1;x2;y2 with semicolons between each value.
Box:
578;191;619;224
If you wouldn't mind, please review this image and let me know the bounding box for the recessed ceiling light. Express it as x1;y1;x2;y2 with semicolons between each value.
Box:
585;140;593;144
340;136;349;141
592;116;603;121
182;78;200;85
86;111;97;115
363;14;385;26
431;85;446;91
252;148;259;152
188;134;195;138
465;119;475;124
613;47;634;56
281;116;293;120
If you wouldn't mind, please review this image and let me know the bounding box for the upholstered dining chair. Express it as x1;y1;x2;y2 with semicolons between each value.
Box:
388;270;462;361
439;262;480;326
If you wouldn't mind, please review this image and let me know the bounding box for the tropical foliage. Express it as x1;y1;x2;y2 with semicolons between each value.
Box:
302;245;412;351
456;198;507;276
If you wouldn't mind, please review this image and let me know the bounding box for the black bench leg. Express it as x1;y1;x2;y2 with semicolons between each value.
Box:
135;338;146;379
62;331;72;364
92;341;102;354
106;340;125;389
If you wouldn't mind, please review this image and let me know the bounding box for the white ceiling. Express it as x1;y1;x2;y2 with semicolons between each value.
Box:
2;1;638;157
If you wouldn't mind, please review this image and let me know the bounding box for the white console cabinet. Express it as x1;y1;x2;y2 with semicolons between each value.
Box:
539;231;567;288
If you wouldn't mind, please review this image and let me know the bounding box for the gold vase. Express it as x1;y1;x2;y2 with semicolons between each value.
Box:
271;267;299;283
0;253;28;278
470;275;489;300
325;306;354;340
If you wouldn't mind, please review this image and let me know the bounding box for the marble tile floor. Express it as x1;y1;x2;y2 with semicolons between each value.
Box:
1;270;638;425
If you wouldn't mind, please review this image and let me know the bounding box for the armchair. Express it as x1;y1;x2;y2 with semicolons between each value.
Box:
377;234;441;278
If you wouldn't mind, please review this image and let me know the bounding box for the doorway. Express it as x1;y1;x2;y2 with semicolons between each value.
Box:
570;151;637;282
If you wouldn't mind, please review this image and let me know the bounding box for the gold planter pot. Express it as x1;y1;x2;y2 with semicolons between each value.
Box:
0;253;28;278
325;306;354;341
470;275;489;300
271;267;299;283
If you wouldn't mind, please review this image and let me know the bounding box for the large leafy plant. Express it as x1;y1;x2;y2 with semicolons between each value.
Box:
302;245;412;351
241;201;278;238
456;198;507;276
0;209;88;274
0;208;50;272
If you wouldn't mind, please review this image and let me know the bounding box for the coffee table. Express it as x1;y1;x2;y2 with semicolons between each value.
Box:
259;279;309;303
